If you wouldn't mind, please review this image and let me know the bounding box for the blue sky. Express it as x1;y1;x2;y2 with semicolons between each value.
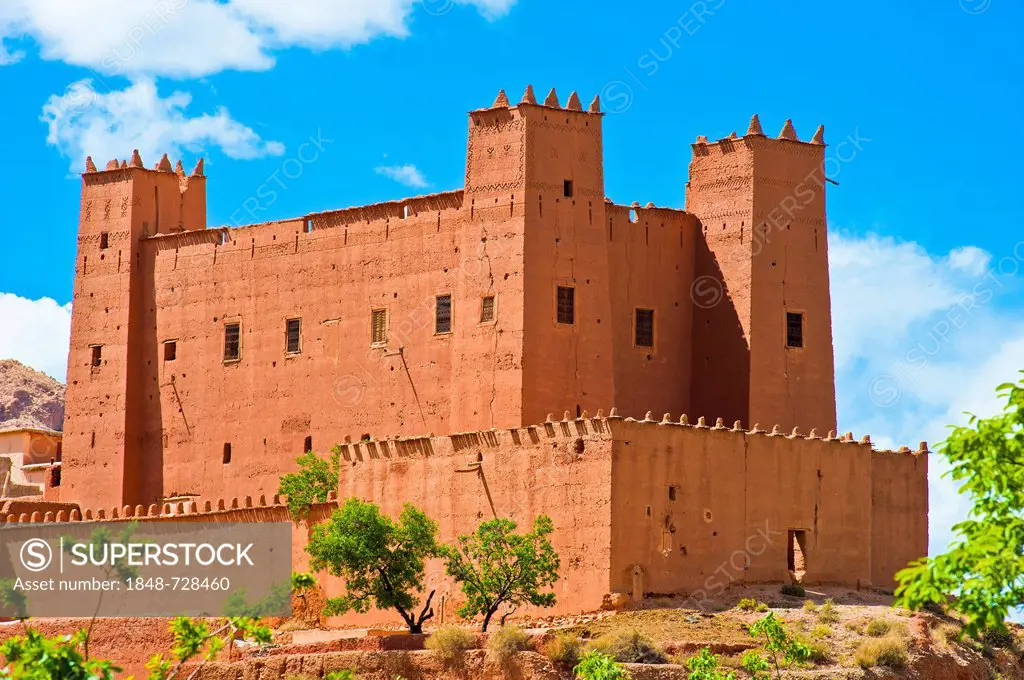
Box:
0;0;1023;557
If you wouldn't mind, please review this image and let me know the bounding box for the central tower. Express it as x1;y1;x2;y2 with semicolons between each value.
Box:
461;87;614;427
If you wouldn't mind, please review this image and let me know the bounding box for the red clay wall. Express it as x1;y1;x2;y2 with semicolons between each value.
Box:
870;449;929;590
607;418;925;598
329;420;617;622
606;205;698;420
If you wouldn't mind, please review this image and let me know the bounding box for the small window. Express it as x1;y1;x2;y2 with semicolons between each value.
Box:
286;318;301;354
49;466;61;488
563;180;573;198
222;443;232;464
668;485;677;501
304;436;313;453
90;345;102;367
371;309;387;345
164;341;177;362
556;286;575;325
224;322;241;361
786;312;804;348
435;295;452;334
99;232;109;250
481;296;495;323
635;308;654;348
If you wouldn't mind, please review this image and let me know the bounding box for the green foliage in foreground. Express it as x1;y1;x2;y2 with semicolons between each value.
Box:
896;376;1024;637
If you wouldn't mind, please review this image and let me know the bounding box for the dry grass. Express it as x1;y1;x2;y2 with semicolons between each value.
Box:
544;632;584;668
589;629;668;664
818;599;841;624
566;608;752;648
425;626;476;663
855;635;908;669
486;626;531;665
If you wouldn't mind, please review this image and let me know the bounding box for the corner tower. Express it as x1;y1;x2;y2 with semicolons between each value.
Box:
62;153;207;508
686;117;837;433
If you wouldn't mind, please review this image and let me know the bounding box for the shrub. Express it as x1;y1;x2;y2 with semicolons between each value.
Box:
802;600;818;613
938;623;962;644
686;647;738;680
590;629;667;664
801;637;830;664
855;635;908;669
981;626;1016;649
865;618;894;637
756;601;768;612
325;672;357;680
574;650;629;680
818;598;840;624
545;632;584;667
810;623;831;640
780;584;805;598
486;626;531;664
737;598;759;612
426;626;476;663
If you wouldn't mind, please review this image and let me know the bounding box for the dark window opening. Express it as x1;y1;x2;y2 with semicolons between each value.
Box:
371;309;387;345
787;530;807;580
556;286;575;325
563;179;573;198
668;486;677;501
435;295;452;334
304;436;313;453
90;432;95;448
786;312;804;348
286;318;301;354
635;308;654;348
49;466;61;488
99;232;109;250
90;345;102;367
481;296;495;323
164;341;176;362
224;322;241;361
222;443;232;464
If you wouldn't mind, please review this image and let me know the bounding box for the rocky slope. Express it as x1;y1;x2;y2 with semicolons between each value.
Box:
0;359;65;432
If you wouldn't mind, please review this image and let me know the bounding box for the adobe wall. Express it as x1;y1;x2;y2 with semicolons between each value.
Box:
870;448;929;590
332;418;617;619
607;417;927;597
606;205;698;420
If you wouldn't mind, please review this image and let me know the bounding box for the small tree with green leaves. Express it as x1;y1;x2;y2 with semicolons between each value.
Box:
146;616;271;680
278;446;342;518
686;647;737;680
440;515;560;631
745;613;812;679
573;650;629;680
896;376;1024;637
0;629;119;680
306;498;440;633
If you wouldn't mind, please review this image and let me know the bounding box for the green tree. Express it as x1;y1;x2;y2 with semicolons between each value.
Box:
895;377;1024;637
573;650;629;680
0;629;119;680
278;446;342;518
440;514;560;631
306;498;440;633
686;647;737;680
745;613;812;679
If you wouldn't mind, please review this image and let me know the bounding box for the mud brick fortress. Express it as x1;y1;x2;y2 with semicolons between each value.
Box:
29;86;926;613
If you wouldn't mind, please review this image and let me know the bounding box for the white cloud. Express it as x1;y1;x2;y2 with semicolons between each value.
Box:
0;0;517;78
0;293;71;383
41;78;285;172
830;230;1024;557
376;163;428;189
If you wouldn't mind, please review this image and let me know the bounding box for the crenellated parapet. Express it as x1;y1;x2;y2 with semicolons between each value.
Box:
328;410;927;467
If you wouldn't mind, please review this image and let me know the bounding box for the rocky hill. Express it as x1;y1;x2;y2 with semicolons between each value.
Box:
0;359;65;432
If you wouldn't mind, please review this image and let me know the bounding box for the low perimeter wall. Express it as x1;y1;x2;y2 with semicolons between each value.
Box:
2;414;928;630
